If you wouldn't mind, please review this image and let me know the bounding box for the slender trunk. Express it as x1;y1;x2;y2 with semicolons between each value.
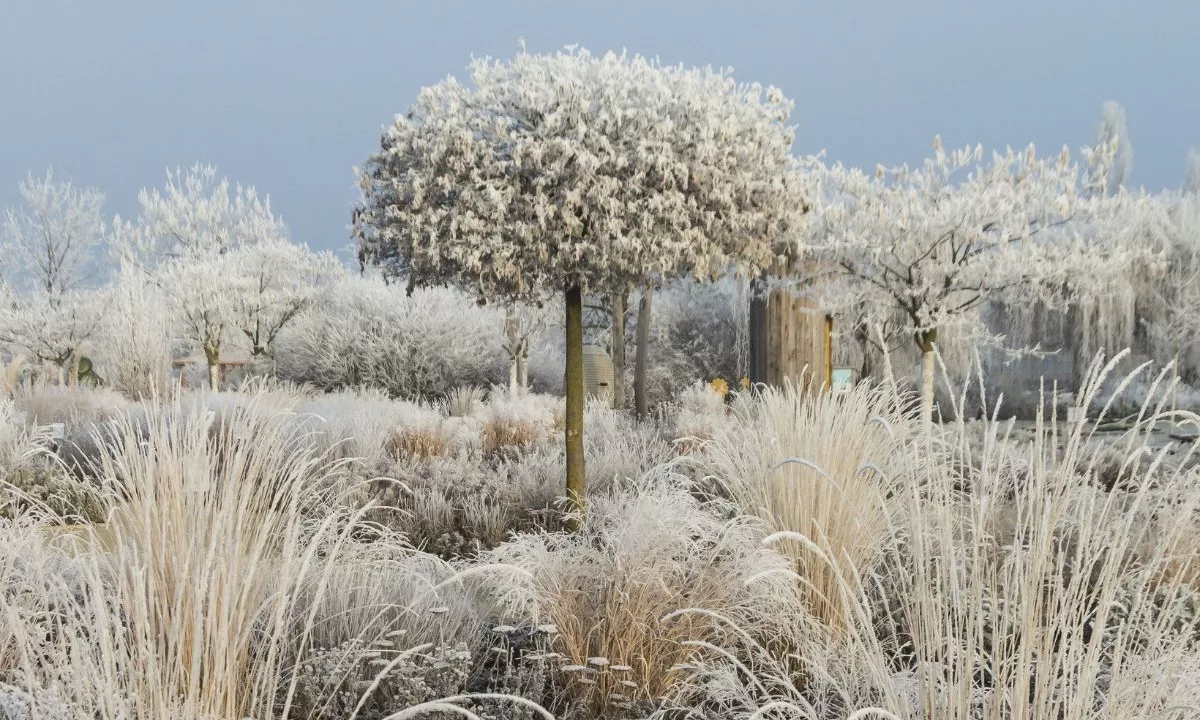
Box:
564;285;586;530
634;288;652;420
505;309;521;394
517;348;528;390
917;328;938;429
856;324;873;381
611;292;627;410
204;345;221;392
68;352;80;387
1068;301;1091;394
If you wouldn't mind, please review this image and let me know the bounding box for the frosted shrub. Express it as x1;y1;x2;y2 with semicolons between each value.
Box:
652;277;745;393
475;390;561;461
272;277;508;399
477;470;801;717
446;386;487;418
93;267;174;401
287;640;474;720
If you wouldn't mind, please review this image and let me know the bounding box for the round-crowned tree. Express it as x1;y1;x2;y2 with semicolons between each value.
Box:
354;47;802;523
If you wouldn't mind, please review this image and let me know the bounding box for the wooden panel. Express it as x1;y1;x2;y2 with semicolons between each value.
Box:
763;287;828;393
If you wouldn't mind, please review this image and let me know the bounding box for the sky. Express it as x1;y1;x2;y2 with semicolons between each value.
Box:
1;0;1197;258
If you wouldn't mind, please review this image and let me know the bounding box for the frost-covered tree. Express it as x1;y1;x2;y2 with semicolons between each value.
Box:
1143;194;1200;381
0;170;111;381
2;169;108;294
0;284;107;382
123;165;295;389
814;138;1124;426
1186;148;1200;196
1091;101;1133;195
127;163;285;261
355;47;802;520
155;254;237;391
223;239;345;358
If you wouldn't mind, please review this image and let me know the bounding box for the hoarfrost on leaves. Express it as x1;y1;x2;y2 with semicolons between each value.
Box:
355;47;806;302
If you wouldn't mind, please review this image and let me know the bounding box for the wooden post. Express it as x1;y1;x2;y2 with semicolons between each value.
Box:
825;314;834;391
763;287;827;392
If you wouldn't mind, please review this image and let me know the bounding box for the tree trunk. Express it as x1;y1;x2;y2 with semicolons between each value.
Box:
917;329;938;429
634;288;652;420
1068;301;1090;394
205;345;222;392
67;352;80;387
517;348;528;390
611;292;627;410
509;357;520;394
564;285;586;530
505;309;521;394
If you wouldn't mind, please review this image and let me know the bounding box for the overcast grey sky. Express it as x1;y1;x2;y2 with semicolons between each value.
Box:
2;0;1197;256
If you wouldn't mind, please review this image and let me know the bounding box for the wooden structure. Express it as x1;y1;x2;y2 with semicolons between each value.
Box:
748;267;833;392
172;356;250;390
582;344;615;407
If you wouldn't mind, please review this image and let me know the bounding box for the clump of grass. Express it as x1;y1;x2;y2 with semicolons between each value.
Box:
446;386;487;418
664;357;1200;720
386;426;452;462
3;356;23;398
478;470;799;717
482;418;543;460
695;380;911;632
0;393;546;720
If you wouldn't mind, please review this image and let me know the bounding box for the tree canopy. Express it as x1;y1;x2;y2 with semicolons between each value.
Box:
354;47;805;302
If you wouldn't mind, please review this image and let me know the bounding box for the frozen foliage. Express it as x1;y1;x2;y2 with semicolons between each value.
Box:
355;46;803;300
1093;100;1134;194
91;266;174;400
124;163;285;261
0;171;112;374
810;136;1151;422
272;276;510;399
1;170;108;295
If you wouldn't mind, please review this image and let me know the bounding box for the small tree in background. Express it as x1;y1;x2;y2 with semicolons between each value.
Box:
1185;148;1200;197
223;238;345;358
0;170;110;382
1091;101;1133;195
355;47;802;523
122;164;300;389
813;138;1135;427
